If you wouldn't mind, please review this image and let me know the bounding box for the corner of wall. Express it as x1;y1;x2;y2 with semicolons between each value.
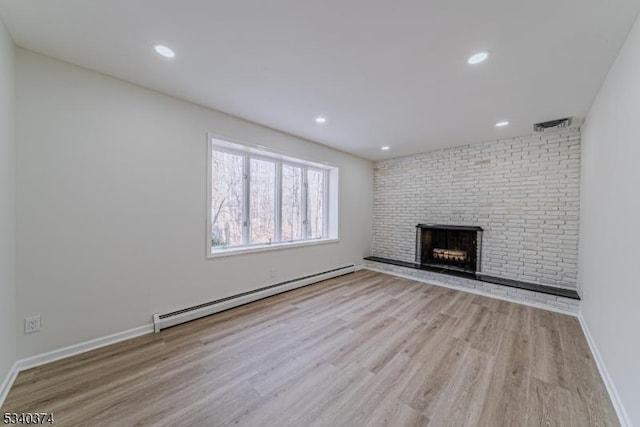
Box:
578;11;640;427
0;14;18;408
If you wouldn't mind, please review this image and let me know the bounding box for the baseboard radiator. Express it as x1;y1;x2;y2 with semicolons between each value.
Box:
153;264;356;332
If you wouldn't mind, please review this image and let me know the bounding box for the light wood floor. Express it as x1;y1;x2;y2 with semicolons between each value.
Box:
3;270;618;426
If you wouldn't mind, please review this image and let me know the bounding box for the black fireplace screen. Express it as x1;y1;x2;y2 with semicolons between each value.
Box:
415;224;483;274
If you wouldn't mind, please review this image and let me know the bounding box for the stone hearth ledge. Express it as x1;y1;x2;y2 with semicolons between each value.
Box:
363;259;580;314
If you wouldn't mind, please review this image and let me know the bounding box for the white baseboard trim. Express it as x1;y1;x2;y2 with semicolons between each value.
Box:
577;313;631;427
354;264;365;271
0;324;153;408
2;264;364;403
17;324;154;372
0;361;19;409
364;266;578;317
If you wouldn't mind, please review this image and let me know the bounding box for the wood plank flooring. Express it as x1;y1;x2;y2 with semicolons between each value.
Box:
2;270;619;426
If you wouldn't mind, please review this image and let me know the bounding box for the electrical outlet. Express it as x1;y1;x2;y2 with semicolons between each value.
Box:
25;315;41;334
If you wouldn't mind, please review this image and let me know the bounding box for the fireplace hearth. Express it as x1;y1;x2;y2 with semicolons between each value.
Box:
366;223;579;300
415;224;483;274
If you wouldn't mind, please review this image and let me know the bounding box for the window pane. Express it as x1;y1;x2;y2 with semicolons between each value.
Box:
307;169;325;239
281;164;303;241
250;158;276;244
211;150;244;248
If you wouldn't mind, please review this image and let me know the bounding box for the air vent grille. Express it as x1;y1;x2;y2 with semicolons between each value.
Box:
534;117;571;132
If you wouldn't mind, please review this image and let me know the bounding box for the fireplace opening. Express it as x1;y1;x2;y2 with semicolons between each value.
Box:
415;224;483;274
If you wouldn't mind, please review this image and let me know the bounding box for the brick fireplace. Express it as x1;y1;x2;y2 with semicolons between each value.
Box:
371;128;581;292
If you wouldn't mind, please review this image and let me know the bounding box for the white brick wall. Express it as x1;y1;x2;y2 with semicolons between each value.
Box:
372;128;581;290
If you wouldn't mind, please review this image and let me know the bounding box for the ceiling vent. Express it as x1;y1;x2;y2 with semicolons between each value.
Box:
533;117;571;132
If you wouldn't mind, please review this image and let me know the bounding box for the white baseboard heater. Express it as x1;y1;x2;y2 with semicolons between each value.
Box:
153;264;356;333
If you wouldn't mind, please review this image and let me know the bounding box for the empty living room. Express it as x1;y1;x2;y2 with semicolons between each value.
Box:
1;0;640;426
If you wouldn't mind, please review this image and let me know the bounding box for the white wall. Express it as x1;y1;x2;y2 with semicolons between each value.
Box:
579;13;640;427
15;49;372;358
0;18;16;389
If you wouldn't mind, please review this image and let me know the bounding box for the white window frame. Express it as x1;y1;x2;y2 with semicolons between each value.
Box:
207;134;338;258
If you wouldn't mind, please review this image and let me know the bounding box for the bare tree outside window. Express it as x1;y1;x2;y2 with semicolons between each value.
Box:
211;150;243;247
282;164;303;241
307;169;325;239
250;158;276;244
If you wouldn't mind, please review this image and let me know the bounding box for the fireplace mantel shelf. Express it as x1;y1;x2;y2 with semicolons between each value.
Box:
416;224;483;231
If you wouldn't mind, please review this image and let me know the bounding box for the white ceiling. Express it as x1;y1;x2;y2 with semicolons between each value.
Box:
1;0;639;160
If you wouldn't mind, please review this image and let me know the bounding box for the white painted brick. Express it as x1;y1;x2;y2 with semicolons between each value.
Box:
372;128;580;289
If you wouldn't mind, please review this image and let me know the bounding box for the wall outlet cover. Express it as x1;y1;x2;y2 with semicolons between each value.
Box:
25;315;41;334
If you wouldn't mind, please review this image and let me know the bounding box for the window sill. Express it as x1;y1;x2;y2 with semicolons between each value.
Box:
207;238;340;259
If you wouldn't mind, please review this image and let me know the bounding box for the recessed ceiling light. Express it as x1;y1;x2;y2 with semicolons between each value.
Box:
495;121;510;127
154;44;175;59
315;116;327;124
381;146;390;151
467;51;489;65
